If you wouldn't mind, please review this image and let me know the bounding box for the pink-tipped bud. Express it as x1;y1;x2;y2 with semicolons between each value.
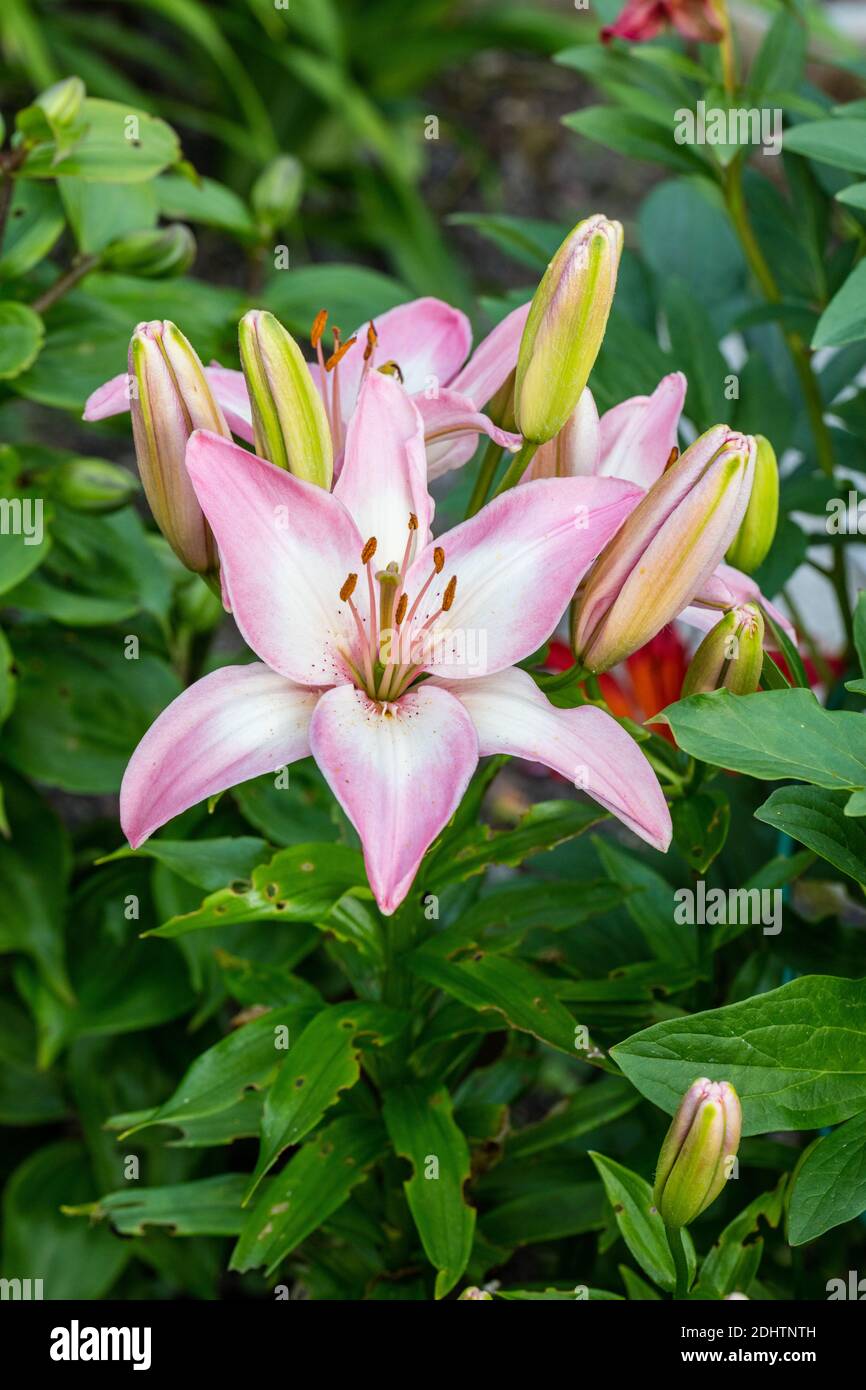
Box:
129;320;230;574
571;425;756;673
653;1078;742;1228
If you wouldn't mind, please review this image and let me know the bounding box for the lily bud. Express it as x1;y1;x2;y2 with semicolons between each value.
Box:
514;214;622;445
571;426;756;673
725;434;778;573
36;76;85;128
681;602;764;697
251;155;304;230
458;1287;493;1300
101;224;196;279
129;320;230;574
52;457;139;513
238;309;333;489
653;1078;742;1228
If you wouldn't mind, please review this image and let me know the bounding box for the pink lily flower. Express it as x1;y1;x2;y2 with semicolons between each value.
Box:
601;0;724;45
83;296;529;481
120;372;671;915
526;372;795;646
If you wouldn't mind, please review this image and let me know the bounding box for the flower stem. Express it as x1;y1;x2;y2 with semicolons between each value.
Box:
493;439;539;496
466;439;503;517
32;254;99;315
717;0;737;98
665;1223;690;1300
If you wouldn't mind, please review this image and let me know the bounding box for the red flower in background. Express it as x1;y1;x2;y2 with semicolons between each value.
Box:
601;0;723;44
548;627;689;742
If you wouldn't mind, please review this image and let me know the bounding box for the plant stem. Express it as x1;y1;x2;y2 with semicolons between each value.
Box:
665;1223;690;1300
31;254;99;314
0;147;28;258
717;0;737;98
493;439;539;496
466;439;503;517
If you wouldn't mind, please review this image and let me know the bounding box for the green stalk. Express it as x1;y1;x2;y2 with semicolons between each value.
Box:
466;439;503;517
493;440;539;496
665;1223;690;1300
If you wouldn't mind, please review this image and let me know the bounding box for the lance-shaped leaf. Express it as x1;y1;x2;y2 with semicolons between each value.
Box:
99;836;270;893
382;1083;475;1299
507;1076;641;1159
70;1173;252;1237
246;1002;407;1200
695;1179;787;1297
231;1116;387;1275
611;975;866;1135
788;1111;866;1246
590;1152;696;1294
108;999;321;1140
425;801;604;890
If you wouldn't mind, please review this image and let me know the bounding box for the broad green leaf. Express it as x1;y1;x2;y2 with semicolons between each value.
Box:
108;1094;264;1150
563;106;709;175
590;1152;695;1293
637;177;744;310
0;302;45;379
0;999;66;1125
3;627;181;794
813;261;866;349
756;785;866;881
788;1111;866;1245
481;1185;605;1247
846;789;866;817
783;118;866;174
659;688;866;790
427;801;604;889
612;975;866;1134
232;764;339;846
155;172;256;239
231;1116;387;1274
111;1001;320;1140
4;1142;129;1298
749;11;806;95
383;1083;475;1298
409;945;584;1055
837;181;866;209
79;1173;251;1237
695;1180;787;1297
855;590;866;676
594;837;697;966
21;98;181;182
0;180;64;278
59;177;158;253
670;789;730;873
147;843;368;938
447;212;568;270
101;836;270;893
247;1002;406;1198
507;1076;641;1159
0;771;71;1001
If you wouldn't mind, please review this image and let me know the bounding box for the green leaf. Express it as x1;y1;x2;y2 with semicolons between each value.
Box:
0;624;17;726
382;1083;475;1298
111;1000;320;1140
155;173;255;239
589;1152;695;1293
659;688;866;790
263;264;410;339
854;591;866;676
563;106;709;175
447;212;568;271
4;1142;128;1298
837;182;866;210
3;627;181;794
0;999;66;1125
147;842;369;940
481;1185;605;1248
81;1173;252;1237
101;836;270;893
231;1116;387;1274
695;1180;787;1297
594;837;697;966
0;180;64;278
0;302;45;379
784;118;866;175
788;1110;866;1245
409;945;585;1055
0;771;71;1002
427;801;604;889
507;1077;642;1160
21;98;181;182
611;975;866;1135
756;786;866;881
247;1002;406;1198
814;261;866;349
749;11;806;95
59;177;158;254
671;789;730;873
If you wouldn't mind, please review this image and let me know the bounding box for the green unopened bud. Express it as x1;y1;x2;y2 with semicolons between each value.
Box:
486;367;516;434
681;602;764;697
654;1078;742;1229
726;434;778;573
52;457;139;513
458;1287;493;1300
36;76;85;128
515;214;622;445
238;309;333;488
130;319;230;573
251;155;303;230
101;225;196;279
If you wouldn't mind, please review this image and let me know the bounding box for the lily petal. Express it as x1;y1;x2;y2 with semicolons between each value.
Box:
403;475;643;678
525;388;601;481
449;301;531;406
333;371;433;558
309;682;478;914
416;388;522;481
331;297;473;417
121;663;318;847
435;666;671;852
598;371;686;488
680;562;797;643
185;430;365;685
83;364;256;445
